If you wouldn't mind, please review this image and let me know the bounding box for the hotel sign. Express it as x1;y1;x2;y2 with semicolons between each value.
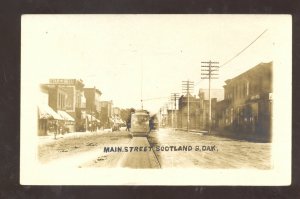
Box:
49;79;76;85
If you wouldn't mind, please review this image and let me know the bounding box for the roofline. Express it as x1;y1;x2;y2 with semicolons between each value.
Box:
224;61;272;85
84;87;102;95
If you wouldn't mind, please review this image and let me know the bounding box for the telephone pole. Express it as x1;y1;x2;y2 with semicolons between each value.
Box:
201;61;219;133
182;80;194;133
168;99;173;129
171;93;180;130
165;103;169;127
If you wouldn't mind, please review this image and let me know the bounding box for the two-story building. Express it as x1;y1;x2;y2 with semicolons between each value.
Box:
48;79;86;132
84;87;102;131
100;101;113;128
176;89;223;131
198;89;224;130
177;94;201;130
216;62;273;140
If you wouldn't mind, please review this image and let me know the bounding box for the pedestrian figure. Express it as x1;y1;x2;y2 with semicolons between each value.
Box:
53;121;58;139
126;121;131;131
89;123;92;132
59;125;63;135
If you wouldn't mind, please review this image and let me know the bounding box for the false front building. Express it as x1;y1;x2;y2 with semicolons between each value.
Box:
47;79;86;132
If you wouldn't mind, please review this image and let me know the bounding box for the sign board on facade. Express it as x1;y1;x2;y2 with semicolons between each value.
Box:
49;79;76;85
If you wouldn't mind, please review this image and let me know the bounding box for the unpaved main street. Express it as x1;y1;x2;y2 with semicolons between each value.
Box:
38;128;271;169
148;129;272;169
38;130;160;168
38;131;132;167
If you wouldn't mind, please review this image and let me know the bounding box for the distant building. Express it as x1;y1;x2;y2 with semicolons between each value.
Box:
176;91;220;131
84;87;102;131
198;93;218;130
167;109;179;128
112;107;121;117
100;101;113;128
177;94;201;130
84;87;102;119
198;89;224;101
216;62;273;141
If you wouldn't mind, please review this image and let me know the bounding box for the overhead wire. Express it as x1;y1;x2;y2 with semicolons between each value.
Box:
220;29;268;68
159;29;268;111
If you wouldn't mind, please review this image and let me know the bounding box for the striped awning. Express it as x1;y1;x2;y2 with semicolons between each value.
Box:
57;110;75;121
38;104;63;120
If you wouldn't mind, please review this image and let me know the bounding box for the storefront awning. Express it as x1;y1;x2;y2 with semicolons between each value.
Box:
38;104;63;120
57;110;75;121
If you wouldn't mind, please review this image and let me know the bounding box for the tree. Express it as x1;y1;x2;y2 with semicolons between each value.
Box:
120;108;135;124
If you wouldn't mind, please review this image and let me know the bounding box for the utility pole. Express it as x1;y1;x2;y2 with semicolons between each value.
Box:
171;93;180;130
201;61;219;133
165;103;169;127
168;99;174;129
159;108;162;127
140;52;144;110
182;80;194;133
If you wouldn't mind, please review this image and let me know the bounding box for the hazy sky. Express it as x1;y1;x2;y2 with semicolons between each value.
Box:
22;15;290;113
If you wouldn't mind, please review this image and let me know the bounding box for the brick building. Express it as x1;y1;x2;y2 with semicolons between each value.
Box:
216;62;273;141
48;85;68;112
167;109;179;128
48;79;86;132
84;87;102;119
177;94;201;130
100;101;113;128
176;90;222;131
198;89;224;130
84;87;102;131
38;84;73;135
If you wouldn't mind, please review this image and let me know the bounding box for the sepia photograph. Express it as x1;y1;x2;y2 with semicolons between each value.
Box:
20;14;291;185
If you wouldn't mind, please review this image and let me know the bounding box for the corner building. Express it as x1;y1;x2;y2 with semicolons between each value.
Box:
217;62;273;141
48;79;86;131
